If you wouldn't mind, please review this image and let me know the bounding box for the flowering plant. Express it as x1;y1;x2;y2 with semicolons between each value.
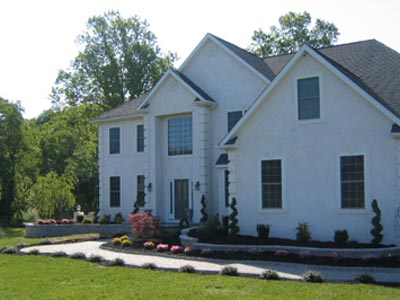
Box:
183;246;193;254
170;245;184;253
298;250;311;259
328;251;342;261
128;212;159;240
274;249;289;257
248;248;264;255
143;241;155;249
362;253;377;262
200;248;214;255
156;244;169;252
61;218;74;224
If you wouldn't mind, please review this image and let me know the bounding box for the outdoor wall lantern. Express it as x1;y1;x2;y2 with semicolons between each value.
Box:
147;182;152;192
195;181;200;191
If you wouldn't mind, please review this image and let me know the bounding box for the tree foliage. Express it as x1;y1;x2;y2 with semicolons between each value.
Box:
249;11;339;57
51;10;176;110
0;98;24;223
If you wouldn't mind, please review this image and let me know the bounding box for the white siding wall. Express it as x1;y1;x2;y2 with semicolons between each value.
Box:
98;119;145;220
230;54;399;244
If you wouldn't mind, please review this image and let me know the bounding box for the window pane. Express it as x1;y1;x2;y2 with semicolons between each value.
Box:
168;116;192;156
137;175;145;207
298;77;320;120
137;125;144;152
224;170;230;207
261;160;282;209
227;111;243;132
109;127;120;154
341;155;365;208
110;176;120;207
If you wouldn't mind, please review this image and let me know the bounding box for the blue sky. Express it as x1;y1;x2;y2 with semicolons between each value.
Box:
1;0;399;118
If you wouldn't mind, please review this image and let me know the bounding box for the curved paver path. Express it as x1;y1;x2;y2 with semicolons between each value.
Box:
21;241;400;283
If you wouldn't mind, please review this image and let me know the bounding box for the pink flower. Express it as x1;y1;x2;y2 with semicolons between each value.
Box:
170;245;184;253
183;246;193;254
362;253;376;262
143;241;155;249
328;251;342;261
156;244;169;251
274;249;289;257
298;250;310;259
200;248;214;255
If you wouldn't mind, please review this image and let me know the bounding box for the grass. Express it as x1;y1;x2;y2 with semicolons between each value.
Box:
0;227;99;248
0;255;398;300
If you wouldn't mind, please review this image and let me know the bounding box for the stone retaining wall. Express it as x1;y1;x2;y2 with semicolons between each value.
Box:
25;223;131;238
180;228;400;259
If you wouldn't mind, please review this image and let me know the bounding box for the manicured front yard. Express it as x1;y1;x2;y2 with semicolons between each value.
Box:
0;254;399;300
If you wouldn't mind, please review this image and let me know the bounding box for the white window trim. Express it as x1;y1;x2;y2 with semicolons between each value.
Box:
258;157;287;214
295;74;325;124
337;152;370;214
165;114;193;159
108;126;122;156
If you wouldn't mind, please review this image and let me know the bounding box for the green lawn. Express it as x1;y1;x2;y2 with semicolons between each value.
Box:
0;255;398;300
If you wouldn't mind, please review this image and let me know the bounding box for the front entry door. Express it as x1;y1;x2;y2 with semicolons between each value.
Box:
174;179;189;220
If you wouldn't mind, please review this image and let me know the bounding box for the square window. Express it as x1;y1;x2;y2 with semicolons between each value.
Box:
298;77;320;120
227;111;243;132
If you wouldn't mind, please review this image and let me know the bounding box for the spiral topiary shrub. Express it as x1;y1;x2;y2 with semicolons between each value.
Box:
296;222;311;243
229;197;239;237
200;194;208;224
370;199;383;245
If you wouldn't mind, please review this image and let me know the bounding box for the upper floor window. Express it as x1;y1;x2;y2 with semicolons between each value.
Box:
340;155;365;209
110;176;120;207
168;116;192;156
109;127;120;154
227;111;243;132
261;159;282;209
137;124;144;152
297;77;320;120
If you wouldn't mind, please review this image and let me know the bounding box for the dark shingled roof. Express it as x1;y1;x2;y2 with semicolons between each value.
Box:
92;95;146;123
264;40;400;118
171;70;215;102
210;34;276;80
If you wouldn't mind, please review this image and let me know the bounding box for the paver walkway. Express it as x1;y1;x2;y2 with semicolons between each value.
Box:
21;241;400;283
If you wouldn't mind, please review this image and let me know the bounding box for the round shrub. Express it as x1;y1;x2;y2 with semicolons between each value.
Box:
141;262;157;270
122;239;132;247
120;235;129;241
51;251;67;258
83;217;94;224
70;252;86;259
88;254;104;263
260;269;280;280
1;246;17;254
220;266;239;276
112;238;122;245
179;265;196;273
334;229;349;244
354;274;376;284
302;270;324;283
108;258;125;266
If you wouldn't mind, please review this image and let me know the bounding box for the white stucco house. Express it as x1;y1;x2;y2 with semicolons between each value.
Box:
93;33;400;244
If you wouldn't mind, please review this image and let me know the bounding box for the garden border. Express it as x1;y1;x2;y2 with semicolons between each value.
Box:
24;223;131;238
179;228;400;259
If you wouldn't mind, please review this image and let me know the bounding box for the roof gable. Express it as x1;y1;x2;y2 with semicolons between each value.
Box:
219;45;400;147
138;69;215;110
179;33;271;83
